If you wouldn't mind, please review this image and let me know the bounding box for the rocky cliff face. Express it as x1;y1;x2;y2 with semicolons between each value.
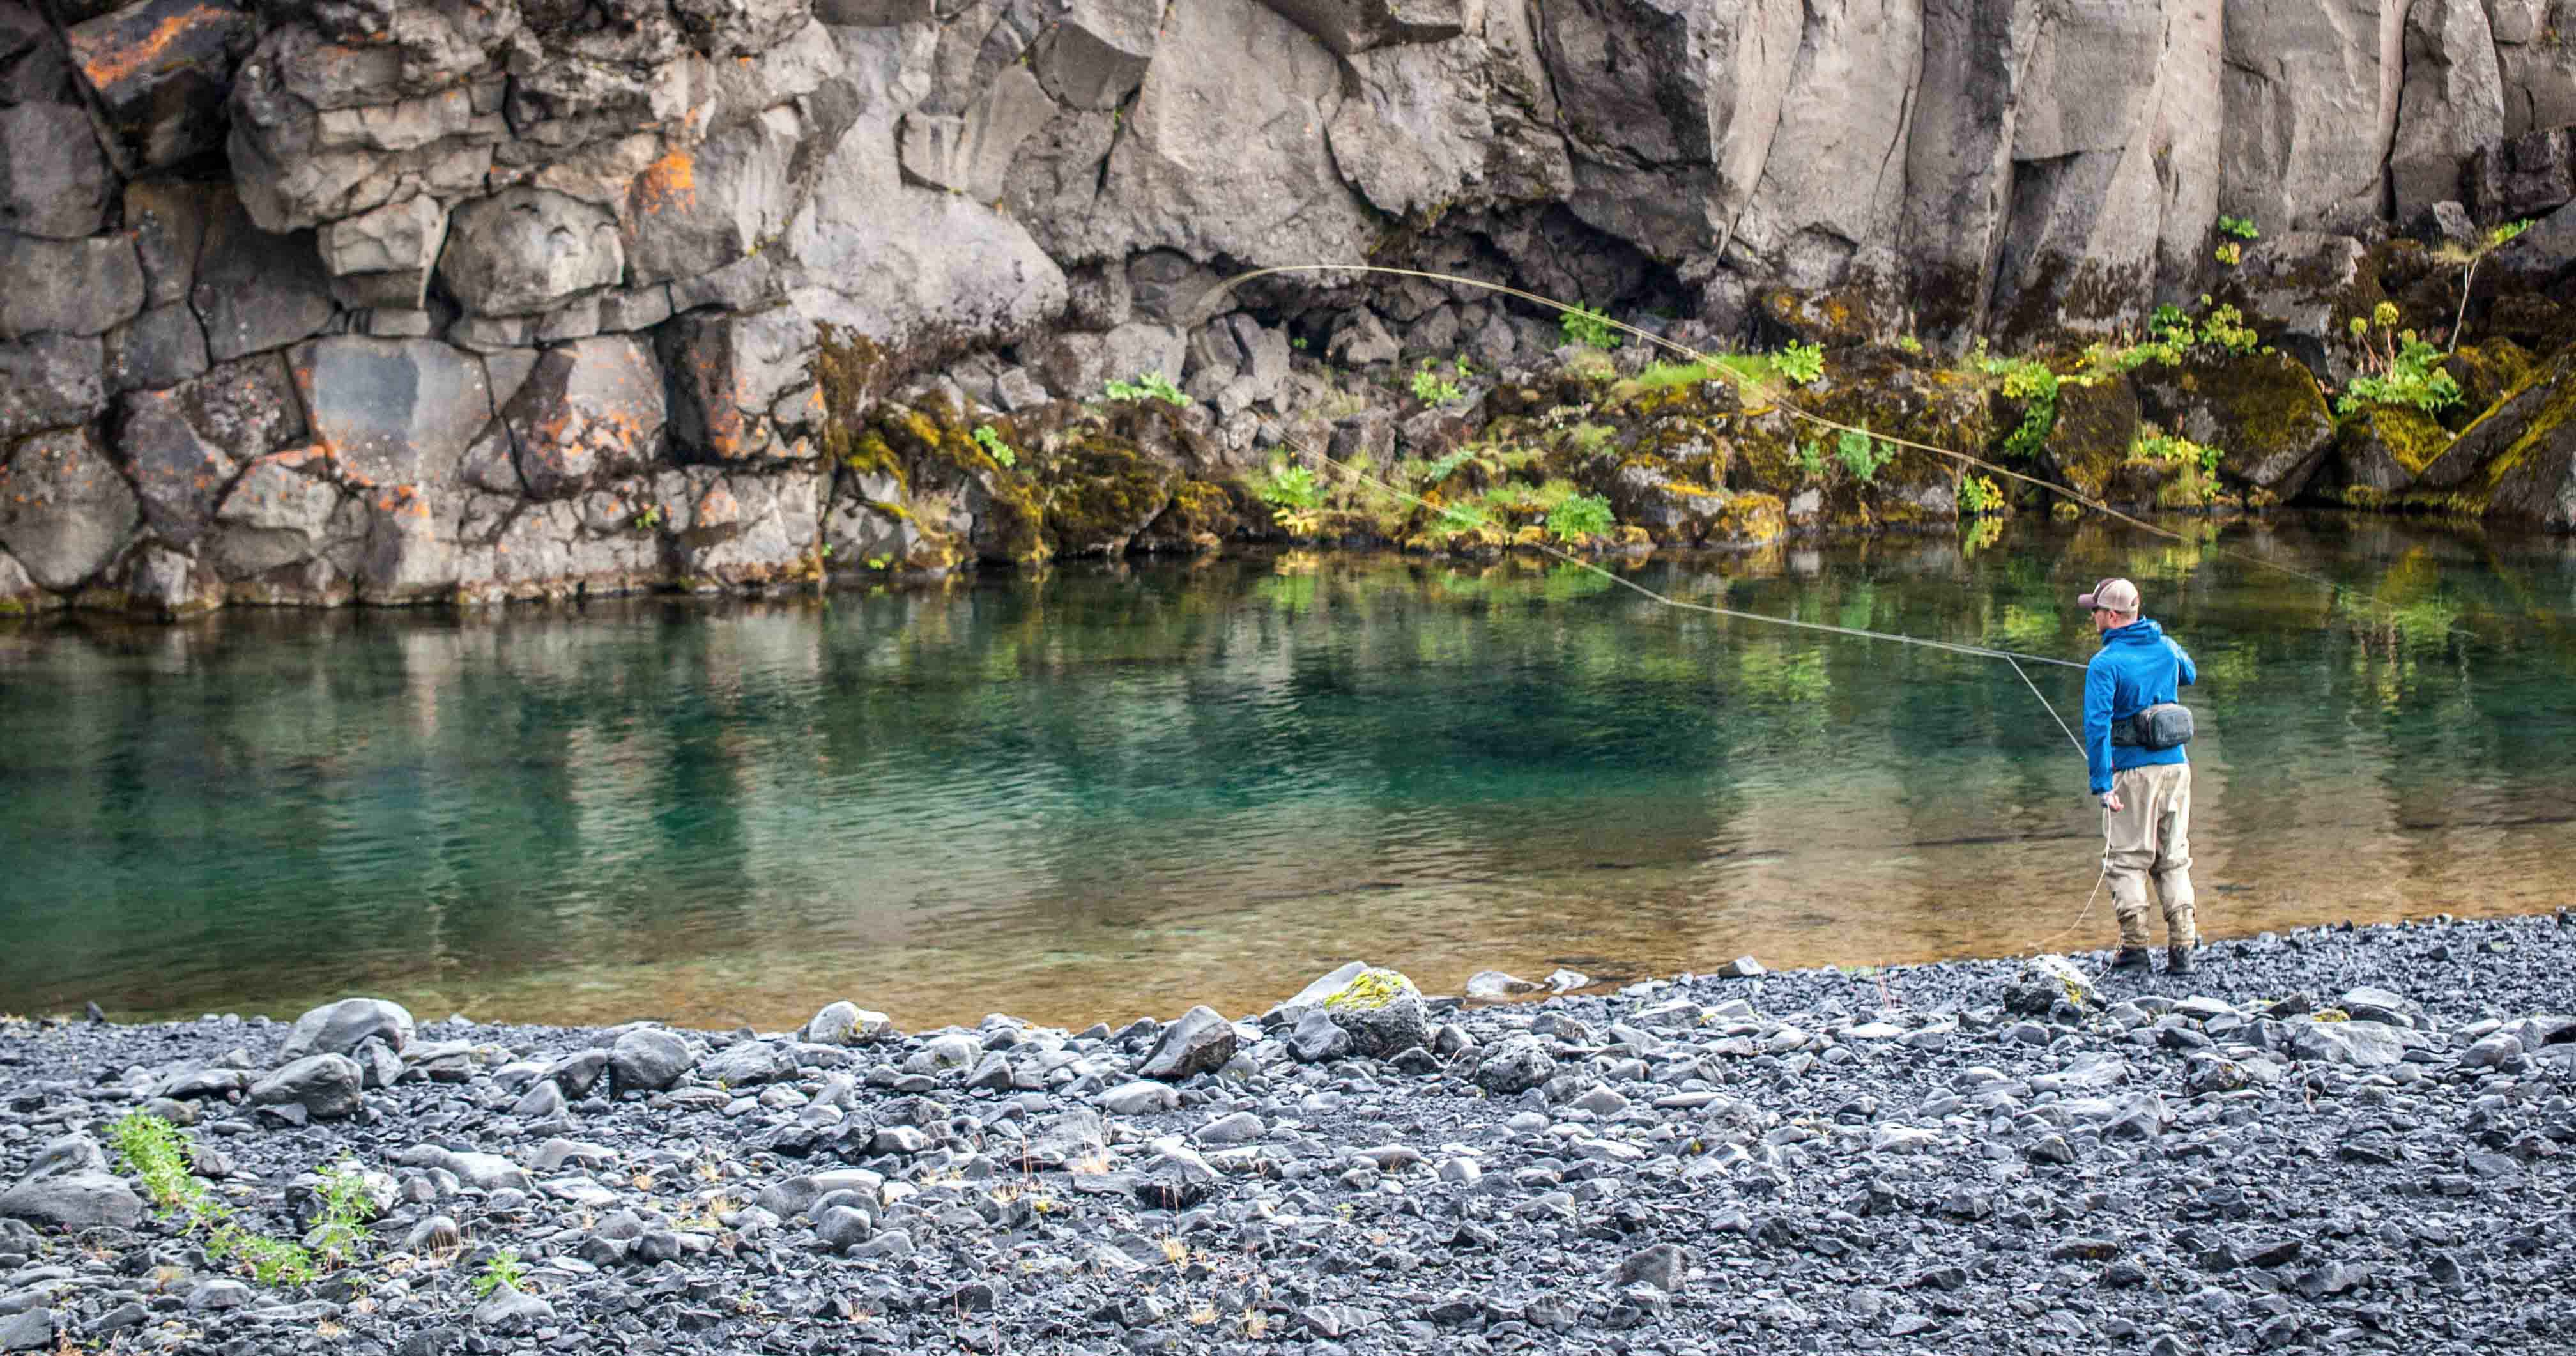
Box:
6;0;2576;615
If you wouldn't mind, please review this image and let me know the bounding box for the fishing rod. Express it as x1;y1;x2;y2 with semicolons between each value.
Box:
1197;263;2169;949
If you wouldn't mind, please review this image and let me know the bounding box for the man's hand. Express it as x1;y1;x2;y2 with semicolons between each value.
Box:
2099;789;2125;812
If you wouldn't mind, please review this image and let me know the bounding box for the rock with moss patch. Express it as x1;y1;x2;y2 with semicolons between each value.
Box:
2131;350;2335;498
2004;955;2099;1017
2331;406;2455;499
2439;339;2533;428
2409;346;2576;526
1322;967;1431;1061
2033;373;2141;502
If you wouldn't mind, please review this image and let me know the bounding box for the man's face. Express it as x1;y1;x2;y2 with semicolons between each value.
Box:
2092;606;2115;635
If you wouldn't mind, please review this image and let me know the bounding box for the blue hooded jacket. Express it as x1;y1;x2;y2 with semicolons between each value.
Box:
2084;617;2196;795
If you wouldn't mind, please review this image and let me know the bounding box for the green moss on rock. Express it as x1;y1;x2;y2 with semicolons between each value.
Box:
2131;350;2334;498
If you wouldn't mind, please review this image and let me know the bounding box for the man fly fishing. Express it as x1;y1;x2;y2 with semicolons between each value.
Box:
2081;577;2200;975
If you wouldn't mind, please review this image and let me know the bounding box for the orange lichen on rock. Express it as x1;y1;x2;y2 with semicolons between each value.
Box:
631;146;700;216
75;4;231;91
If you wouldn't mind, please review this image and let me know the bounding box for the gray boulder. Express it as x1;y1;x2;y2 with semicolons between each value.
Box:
2289;1019;2409;1068
702;1041;795;1088
65;0;255;170
395;1146;530;1193
804;1001;894;1045
0;334;105;440
211;452;344;578
2386;0;2505;224
116;389;240;546
1029;0;1160;109
625;107;803;285
0;233;144;339
2218;0;2401;233
898;67;1054;203
610;1028;695;1093
0;426;139;590
125;181;217;309
471;1284;554;1336
277;998;416;1062
656;307;814;462
108;305;213;394
320;197;451;311
0;103;113;238
1473;1035;1557;1095
1289;1008;1352;1063
247;1054;365;1121
500;337;668;498
440;188;624;318
1319;967;1430;1060
294;337;491;488
1137;1005;1238;1082
0;1134;142;1232
192;198;335;364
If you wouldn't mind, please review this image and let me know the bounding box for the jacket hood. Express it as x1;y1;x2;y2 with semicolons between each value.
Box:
2103;617;2165;647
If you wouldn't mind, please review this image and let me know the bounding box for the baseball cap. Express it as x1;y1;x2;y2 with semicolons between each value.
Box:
2077;577;2140;612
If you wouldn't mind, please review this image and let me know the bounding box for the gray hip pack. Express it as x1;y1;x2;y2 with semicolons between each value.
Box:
2108;647;2194;751
2110;702;2194;750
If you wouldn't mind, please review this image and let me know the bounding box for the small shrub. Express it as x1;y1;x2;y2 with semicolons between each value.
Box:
472;1250;527;1298
631;504;663;532
1834;428;1894;483
1560;305;1620;351
1793;438;1828;482
1256;459;1327;535
308;1162;377;1269
2213;242;2242;266
1958;473;2005;515
1896;335;1924;356
2338;303;2464;415
2137;431;2222;476
1774;341;1825;387
1409;362;1463;405
1546;492;1614;543
2218;214;2260;241
1103;373;1191;407
970;423;1017;468
1982;356;2060;459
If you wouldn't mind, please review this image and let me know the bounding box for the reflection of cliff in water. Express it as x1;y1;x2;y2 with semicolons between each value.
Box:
3;512;2574;1031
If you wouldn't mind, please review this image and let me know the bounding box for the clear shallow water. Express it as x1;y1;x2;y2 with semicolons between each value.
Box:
4;514;2574;1031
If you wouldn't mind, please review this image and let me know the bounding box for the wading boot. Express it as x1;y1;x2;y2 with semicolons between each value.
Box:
2111;946;2152;972
2166;944;2195;977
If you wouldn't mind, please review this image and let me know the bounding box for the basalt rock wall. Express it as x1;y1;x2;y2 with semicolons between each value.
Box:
2;0;2575;614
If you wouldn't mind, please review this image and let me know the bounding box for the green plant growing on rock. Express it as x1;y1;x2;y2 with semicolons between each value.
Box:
2338;304;2462;416
2218;214;2260;241
631;504;663;532
1409;362;1464;405
307;1162;378;1269
1793;438;1828;483
112;1112;318;1287
2137;431;2221;477
1834;428;1894;484
1545;491;1614;543
2432;217;2534;353
472;1250;527;1298
1774;341;1825;386
1958;474;2005;515
1561;305;1620;351
1980;356;2060;459
2214;242;2242;266
970;423;1017;468
1257;459;1327;536
1103;373;1191;408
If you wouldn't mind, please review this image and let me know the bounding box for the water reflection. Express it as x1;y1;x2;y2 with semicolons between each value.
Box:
3;513;2573;1030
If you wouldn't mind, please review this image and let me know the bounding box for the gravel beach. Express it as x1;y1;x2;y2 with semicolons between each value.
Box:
0;913;2570;1356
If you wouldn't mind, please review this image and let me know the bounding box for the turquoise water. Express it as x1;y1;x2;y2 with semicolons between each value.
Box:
3;514;2573;1030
